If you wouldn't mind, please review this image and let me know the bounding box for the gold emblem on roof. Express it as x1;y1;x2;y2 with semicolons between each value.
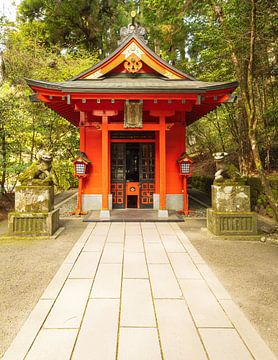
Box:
124;54;143;73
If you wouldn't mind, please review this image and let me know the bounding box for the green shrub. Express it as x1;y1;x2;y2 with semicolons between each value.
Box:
246;176;278;216
191;175;214;194
52;159;78;190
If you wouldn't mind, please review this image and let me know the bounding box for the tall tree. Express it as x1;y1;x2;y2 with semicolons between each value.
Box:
17;0;132;54
209;0;278;220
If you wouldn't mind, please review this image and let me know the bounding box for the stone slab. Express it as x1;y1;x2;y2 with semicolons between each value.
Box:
200;328;253;360
121;279;156;327
196;263;231;300
25;329;78;360
43;279;92;329
69;251;101;279
149;264;183;299
15;185;54;212
72;299;119;360
145;243;169;264
123;252;148;278
169;252;202;279
118;328;162;360
179;279;232;328
83;234;106;251
160;234;185;252
125;235;144;252
155;299;207;360
101;243;124;263
220;299;277;360
90;263;122;298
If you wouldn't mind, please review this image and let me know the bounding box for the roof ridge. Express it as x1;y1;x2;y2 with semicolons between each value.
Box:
69;34;196;82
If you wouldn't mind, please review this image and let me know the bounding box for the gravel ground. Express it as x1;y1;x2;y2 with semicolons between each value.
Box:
180;218;278;357
0;218;87;358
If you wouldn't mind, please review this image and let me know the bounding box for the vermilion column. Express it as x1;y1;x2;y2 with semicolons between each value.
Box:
102;115;109;210
159;115;166;210
75;111;87;215
79;112;87;152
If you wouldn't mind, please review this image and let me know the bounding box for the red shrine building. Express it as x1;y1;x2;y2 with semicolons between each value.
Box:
27;22;237;218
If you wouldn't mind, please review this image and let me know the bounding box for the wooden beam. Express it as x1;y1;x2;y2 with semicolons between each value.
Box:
107;123;161;131
75;101;122;112
149;110;175;117
93;110;118;117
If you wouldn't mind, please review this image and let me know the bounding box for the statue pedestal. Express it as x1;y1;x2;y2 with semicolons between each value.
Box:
207;184;257;236
8;185;59;236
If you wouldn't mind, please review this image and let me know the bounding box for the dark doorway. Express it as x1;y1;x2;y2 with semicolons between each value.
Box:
127;195;138;208
126;143;139;182
111;141;155;209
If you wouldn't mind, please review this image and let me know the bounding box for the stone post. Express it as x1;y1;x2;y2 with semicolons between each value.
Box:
207;184;257;236
8;185;59;236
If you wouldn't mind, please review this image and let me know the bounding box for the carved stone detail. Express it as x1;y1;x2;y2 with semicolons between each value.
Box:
119;22;147;44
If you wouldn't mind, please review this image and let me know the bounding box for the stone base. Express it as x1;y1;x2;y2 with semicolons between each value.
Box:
100;210;110;219
8;209;60;236
158;210;169;218
207;208;257;236
82;194;113;210
153;194;183;210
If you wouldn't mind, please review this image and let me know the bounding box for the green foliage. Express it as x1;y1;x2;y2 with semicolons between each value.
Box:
0;18;99;192
247;176;278;216
17;0;131;54
191;175;213;194
52;159;78;190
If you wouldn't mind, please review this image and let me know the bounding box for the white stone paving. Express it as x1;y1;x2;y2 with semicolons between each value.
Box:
3;222;276;360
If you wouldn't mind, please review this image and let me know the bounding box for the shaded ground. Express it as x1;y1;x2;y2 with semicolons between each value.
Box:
180;218;278;357
0;218;87;358
0;194;14;222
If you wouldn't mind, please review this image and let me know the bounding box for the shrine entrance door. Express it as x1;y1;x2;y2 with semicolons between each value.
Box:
111;135;155;209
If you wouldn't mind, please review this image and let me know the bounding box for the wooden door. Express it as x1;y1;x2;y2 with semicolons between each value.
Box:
111;143;126;209
139;143;155;208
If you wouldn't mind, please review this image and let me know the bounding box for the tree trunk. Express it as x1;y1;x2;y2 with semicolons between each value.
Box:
30;112;36;162
212;0;278;222
0;126;7;195
246;0;278;221
249;129;278;221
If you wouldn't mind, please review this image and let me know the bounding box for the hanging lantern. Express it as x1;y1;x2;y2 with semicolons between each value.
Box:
177;153;193;177
73;152;91;178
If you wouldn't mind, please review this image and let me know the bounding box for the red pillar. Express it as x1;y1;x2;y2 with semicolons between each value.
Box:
75;112;87;215
159;115;166;211
102;115;109;210
79;112;86;152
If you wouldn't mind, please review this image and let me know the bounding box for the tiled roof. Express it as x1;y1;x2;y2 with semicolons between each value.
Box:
26;77;238;93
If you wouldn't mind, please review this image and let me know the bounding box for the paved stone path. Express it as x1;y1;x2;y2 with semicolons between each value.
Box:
3;222;276;360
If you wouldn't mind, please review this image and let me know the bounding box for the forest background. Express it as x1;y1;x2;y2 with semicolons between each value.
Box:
0;0;277;220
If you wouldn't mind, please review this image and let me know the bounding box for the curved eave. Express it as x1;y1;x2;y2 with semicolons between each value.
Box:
26;78;238;126
26;78;238;94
